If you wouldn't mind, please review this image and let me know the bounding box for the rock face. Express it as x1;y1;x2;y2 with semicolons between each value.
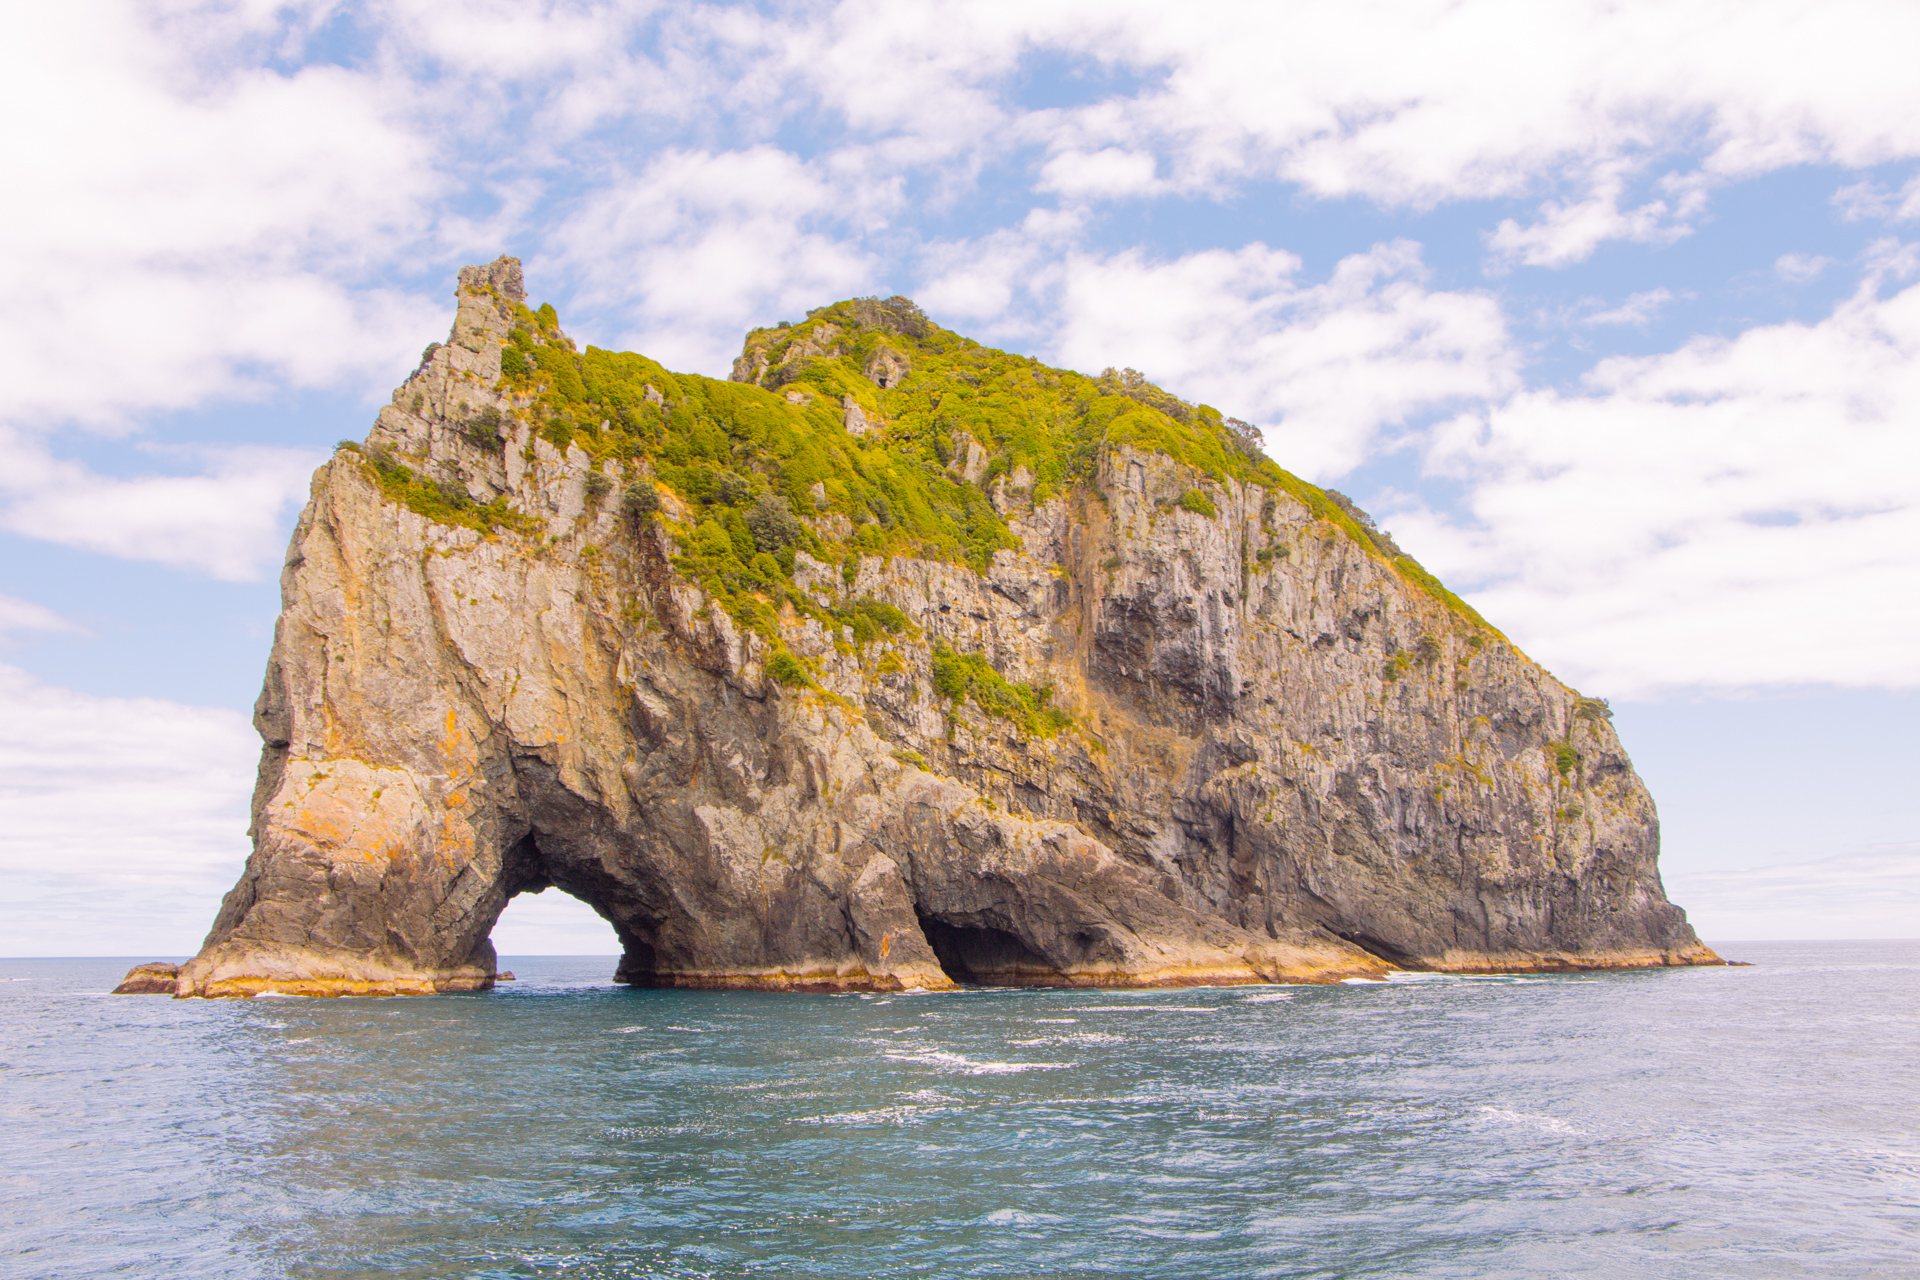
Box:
111;963;181;995
140;259;1717;998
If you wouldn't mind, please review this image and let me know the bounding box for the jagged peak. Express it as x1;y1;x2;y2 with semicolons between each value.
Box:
458;254;526;309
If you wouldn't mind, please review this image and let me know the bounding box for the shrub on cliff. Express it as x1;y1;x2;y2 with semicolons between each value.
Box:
1176;488;1217;518
832;596;911;647
766;651;811;688
929;644;1071;738
745;492;802;552
621;482;659;525
356;446;536;536
465;405;504;448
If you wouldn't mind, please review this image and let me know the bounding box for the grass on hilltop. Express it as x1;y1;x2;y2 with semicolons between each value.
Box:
367;287;1498;719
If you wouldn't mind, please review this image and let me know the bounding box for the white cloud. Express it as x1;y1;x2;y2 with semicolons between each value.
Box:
1863;235;1920;283
754;1;1920;263
0;595;86;640
1667;845;1920;941
912;207;1087;332
550;147;880;373
1397;264;1920;697
377;0;653;80
1038;240;1517;478
0;664;256;956
1486;174;1700;270
0;0;449;428
13;0;1920;430
1038;147;1160;200
1834;173;1920;223
1;271;444;432
1587;288;1676;327
1775;252;1834;283
0;432;323;581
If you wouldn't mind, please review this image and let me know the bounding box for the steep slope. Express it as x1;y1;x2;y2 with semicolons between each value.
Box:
146;258;1716;998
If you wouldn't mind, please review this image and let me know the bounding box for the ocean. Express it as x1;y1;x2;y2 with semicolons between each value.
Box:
3;941;1915;1278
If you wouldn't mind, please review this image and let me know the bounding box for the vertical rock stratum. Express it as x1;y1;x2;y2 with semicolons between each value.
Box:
138;258;1718;998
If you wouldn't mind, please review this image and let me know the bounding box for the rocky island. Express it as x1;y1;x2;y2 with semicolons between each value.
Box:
119;257;1719;998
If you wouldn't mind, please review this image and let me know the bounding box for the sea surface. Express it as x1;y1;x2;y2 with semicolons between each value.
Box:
3;941;1915;1279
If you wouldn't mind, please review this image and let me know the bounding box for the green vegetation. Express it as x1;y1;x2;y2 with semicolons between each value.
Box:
831;596;911;647
1175;488;1217;518
359;445;539;536
1552;741;1582;778
1393;556;1498;635
465;405;504;448
929;644;1072;737
1382;638;1442;682
1575;696;1613;721
620;481;659;525
376;282;1504;655
766;651;812;688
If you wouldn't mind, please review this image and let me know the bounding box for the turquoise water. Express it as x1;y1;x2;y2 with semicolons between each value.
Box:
3;941;1915;1278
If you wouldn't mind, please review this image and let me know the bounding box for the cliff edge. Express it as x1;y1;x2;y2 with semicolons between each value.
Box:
140;258;1718;997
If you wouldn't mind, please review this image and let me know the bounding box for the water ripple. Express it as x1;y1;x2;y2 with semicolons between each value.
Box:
2;941;1916;1277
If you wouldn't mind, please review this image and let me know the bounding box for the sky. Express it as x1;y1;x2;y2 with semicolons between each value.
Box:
2;0;1917;957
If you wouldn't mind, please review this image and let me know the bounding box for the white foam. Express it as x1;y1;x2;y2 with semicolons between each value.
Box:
1386;971;1565;985
604;1122;716;1139
883;1048;1072;1075
1240;993;1295;1003
798;1104;955;1126
1009;1031;1123;1046
1478;1106;1585;1135
982;1208;1063;1226
711;1076;810;1092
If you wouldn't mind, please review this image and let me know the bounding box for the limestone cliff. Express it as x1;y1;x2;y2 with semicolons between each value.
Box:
142;258;1717;998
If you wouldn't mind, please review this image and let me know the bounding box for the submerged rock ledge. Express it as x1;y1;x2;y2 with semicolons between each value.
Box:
125;259;1719;998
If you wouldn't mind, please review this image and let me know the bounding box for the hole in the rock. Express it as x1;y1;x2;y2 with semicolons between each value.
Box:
494;831;662;984
491;888;623;958
915;908;1066;987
